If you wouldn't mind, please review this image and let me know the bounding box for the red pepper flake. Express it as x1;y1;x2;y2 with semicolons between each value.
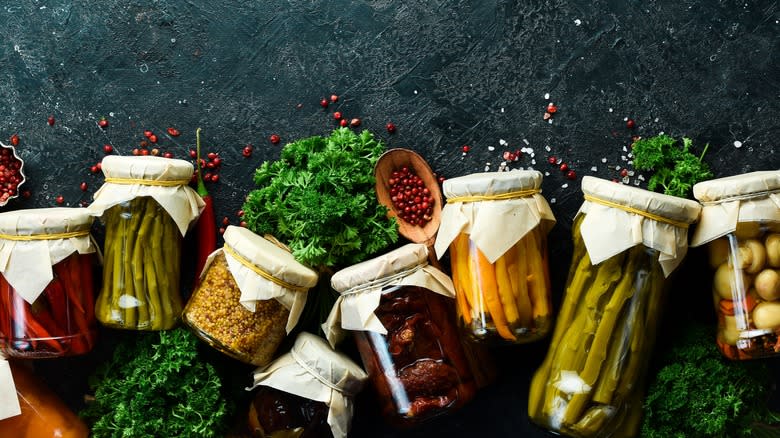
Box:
566;170;577;180
333;111;342;120
349;118;361;127
320;98;329;108
339;119;348;127
330;94;339;103
167;127;181;137
9;134;19;146
242;145;253;158
55;195;64;205
80;182;88;192
103;144;113;154
386;122;396;134
462;145;470;153
98;118;109;129
47;115;55;126
626;119;635;129
269;134;281;144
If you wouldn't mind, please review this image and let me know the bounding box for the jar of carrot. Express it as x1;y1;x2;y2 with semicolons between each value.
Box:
0;208;98;358
433;170;556;345
324;243;477;427
690;171;780;360
183;226;317;366
0;358;88;438
528;176;701;437
87;156;205;331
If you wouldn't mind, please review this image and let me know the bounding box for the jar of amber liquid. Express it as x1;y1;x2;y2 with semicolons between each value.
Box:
247;332;367;438
327;243;477;427
0;208;98;358
88;156;205;331
184;226;316;366
435;170;556;344
691;171;780;360
528;176;701;438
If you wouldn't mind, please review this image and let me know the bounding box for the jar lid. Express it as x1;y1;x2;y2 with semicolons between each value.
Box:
222;226;318;290
100;155;194;182
0;207;93;236
443;170;542;199
330;243;427;293
289;332;367;395
582;176;701;225
693;170;780;204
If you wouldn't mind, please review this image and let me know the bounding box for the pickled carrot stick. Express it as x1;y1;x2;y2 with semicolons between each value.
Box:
505;240;533;328
475;246;515;341
495;254;520;326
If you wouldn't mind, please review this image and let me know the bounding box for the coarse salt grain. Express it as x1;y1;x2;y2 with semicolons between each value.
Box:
608;108;613;113
634;180;641;186
544;171;550;176
531;159;536;165
574;19;582;26
591;166;598;172
488;146;495;151
550;198;556;203
638;175;645;181
561;184;568;189
601;158;607;163
499;139;508;146
734;141;743;148
548;119;553;124
545;145;551;152
615;165;621;170
544;93;550;100
523;139;530;145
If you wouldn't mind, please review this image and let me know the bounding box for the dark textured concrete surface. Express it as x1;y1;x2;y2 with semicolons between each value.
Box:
1;0;779;436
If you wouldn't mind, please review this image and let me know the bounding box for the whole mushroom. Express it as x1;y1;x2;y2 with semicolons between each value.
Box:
766;234;780;268
736;239;766;274
755;269;780;301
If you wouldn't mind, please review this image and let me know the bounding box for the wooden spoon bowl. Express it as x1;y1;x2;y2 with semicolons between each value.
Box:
374;148;443;247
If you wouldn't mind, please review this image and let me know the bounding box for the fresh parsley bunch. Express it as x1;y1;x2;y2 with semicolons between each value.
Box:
632;134;713;198
242;127;398;270
81;328;232;438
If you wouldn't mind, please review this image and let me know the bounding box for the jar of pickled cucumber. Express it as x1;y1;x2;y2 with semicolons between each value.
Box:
183;226;317;366
0;208;98;358
691;171;780;360
528;176;701;438
433;170;556;345
324;243;477;427
87;156;205;331
0;358;88;438
247;332;367;438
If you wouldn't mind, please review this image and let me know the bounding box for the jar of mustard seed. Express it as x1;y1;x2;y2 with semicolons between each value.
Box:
88;156;205;331
0;208;98;358
247;332;367;438
528;176;701;438
434;170;556;345
691;171;780;360
324;243;477;428
183;226;317;366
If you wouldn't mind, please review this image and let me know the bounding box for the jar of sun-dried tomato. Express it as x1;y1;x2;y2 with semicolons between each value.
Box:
0;208;98;358
247;332;367;438
324;243;477;427
183;226;317;366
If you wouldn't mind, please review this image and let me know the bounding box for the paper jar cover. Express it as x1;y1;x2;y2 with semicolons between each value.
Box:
87;155;205;236
0;356;20;421
0;208;95;304
248;332;367;438
203;226;318;333
691;170;780;246
579;176;701;277
434;170;556;263
323;243;455;346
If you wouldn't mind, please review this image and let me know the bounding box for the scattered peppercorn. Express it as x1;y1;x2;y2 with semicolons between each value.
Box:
330;94;339;103
320;98;329;108
269;134;280;144
96;162;102;171
626;119;636;129
22;190;31;199
80;182;88;191
462;145;470;153
144;130;153;138
239;221;248;227
55;195;64;205
140;149;149;156
566;170;577;180
47;116;55;126
620;168;629;178
132;149;140;156
242;145;253;158
98;118;109;129
547;156;557;165
211;174;220;183
222;217;230;226
333;111;342;120
389;167;435;226
163;152;174;158
559;163;569;172
339;119;348;127
386;122;396;134
149;134;158;144
103;144;113;154
189;149;197;159
350;118;361;127
90;165;99;173
167;127;181;137
151;148;160;156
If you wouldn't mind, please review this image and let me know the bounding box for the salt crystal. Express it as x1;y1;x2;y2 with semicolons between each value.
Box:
488;146;495;151
531;159;536;165
545;145;551;152
523;139;530;145
562;184;569;189
608;108;613;112
628;170;635;176
548;119;553;124
734;140;743;148
501;108;505;113
615;165;621;170
634;180;641;186
499;139;508;146
654;117;659;122
621;155;627;161
530;152;535;158
544;93;550;100
550;198;556;204
601;158;607;163
574;19;582;26
638;175;645;181
627;153;633;158
591;166;598;172
484;166;490;171
627;160;633;165
545;172;550;176
623;117;628;121
622;176;630;184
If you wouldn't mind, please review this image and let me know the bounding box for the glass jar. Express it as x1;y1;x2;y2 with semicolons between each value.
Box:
434;170;556;344
88;156;205;330
184;226;316;366
691;171;780;360
528;176;701;438
0;208;98;358
326;243;477;427
247;332;367;438
0;360;88;438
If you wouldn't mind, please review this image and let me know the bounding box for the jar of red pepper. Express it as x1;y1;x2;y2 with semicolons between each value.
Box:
324;243;477;427
87;156;205;331
0;208;98;358
246;332;367;438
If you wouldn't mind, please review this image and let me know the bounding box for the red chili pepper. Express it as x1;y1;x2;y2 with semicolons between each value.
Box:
193;128;217;286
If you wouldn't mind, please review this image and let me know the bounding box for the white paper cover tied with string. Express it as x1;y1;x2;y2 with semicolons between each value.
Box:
86;156;204;235
0;353;20;420
434;170;556;263
199;226;318;333
578;176;702;277
690;170;780;247
323;243;455;346
0;208;96;304
248;332;367;438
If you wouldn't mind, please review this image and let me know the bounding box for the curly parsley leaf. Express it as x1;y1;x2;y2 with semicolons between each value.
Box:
632;134;713;198
242;127;398;270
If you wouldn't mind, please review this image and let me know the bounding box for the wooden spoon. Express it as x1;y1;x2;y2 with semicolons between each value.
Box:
374;148;444;265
